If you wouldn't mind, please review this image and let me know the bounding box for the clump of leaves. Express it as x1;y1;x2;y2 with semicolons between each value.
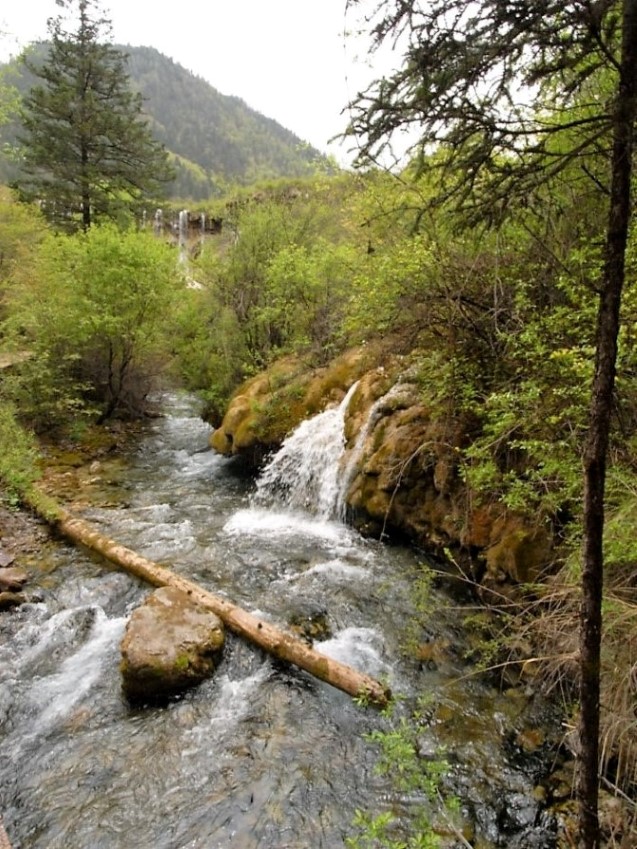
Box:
346;698;464;849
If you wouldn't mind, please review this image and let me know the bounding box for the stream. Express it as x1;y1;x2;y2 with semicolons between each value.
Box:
0;391;559;848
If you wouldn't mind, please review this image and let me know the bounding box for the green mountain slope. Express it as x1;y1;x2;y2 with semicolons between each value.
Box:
0;44;334;201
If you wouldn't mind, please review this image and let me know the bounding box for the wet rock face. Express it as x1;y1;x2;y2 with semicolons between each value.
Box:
120;586;225;704
343;375;469;545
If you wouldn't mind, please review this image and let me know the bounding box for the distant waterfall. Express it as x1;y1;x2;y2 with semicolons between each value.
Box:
254;383;359;519
174;209;187;264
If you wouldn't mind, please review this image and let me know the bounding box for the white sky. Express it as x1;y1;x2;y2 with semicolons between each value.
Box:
0;0;389;165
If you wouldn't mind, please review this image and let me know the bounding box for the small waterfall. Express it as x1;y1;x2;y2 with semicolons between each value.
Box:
199;212;207;253
178;209;189;260
254;382;359;519
154;207;163;236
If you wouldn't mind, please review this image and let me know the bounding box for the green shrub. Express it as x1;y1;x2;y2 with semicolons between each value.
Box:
4;223;180;427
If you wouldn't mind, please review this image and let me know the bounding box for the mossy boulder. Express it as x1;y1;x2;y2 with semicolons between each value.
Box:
481;516;553;586
120;586;225;703
210;344;395;465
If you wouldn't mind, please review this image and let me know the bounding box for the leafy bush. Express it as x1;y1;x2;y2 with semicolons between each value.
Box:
4;223;180;427
346;700;460;849
174;192;356;418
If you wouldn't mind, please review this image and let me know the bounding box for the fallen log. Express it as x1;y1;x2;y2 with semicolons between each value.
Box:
32;493;390;707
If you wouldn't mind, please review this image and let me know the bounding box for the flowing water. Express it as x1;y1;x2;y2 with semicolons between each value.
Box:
0;392;558;849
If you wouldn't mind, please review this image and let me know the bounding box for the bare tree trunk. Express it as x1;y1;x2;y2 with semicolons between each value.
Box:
578;3;637;847
40;499;390;708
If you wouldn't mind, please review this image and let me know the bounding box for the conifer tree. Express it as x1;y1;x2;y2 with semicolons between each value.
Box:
16;0;173;231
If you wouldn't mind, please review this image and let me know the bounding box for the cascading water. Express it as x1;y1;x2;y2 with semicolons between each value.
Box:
154;207;163;236
178;209;189;262
0;391;560;849
254;382;358;518
334;381;418;522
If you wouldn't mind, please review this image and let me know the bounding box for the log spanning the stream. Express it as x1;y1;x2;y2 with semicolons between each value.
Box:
39;497;391;707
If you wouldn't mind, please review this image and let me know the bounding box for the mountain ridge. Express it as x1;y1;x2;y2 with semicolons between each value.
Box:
0;43;336;200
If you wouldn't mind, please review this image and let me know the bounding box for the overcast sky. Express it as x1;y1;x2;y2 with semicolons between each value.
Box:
1;0;389;165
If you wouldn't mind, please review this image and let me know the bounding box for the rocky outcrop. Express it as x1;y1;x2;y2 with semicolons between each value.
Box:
341;370;554;592
120;586;225;703
210;346;555;596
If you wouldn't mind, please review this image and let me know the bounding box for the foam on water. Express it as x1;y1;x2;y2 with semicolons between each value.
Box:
17;606;98;668
170;446;226;480
135;519;197;559
182;665;272;756
208;666;271;726
28;608;126;733
316;626;391;679
298;559;371;582
223;508;352;545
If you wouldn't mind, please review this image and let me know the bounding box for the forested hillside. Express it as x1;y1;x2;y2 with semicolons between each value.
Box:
0;44;333;200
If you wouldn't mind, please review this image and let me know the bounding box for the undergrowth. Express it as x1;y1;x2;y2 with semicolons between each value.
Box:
0;402;40;505
367;548;637;847
345;698;467;849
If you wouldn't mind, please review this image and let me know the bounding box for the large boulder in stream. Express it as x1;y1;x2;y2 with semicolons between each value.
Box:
120;586;225;703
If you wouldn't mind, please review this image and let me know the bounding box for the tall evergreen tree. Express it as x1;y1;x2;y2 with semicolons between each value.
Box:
16;0;173;231
347;2;637;847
